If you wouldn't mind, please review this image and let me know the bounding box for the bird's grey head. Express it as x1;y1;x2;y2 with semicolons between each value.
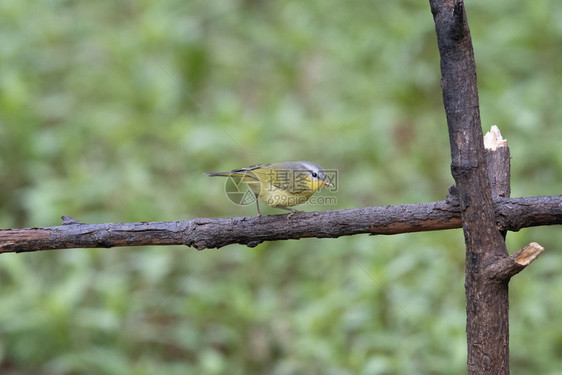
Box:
293;161;331;185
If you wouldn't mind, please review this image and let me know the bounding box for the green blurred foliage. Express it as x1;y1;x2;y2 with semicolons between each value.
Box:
0;0;561;373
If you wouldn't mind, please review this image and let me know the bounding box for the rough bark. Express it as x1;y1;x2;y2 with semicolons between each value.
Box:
484;126;510;200
1;196;561;253
430;0;511;373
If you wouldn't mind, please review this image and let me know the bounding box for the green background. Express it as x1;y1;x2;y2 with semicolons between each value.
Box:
1;0;561;373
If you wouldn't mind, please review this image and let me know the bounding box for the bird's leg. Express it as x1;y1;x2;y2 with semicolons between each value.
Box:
255;194;262;217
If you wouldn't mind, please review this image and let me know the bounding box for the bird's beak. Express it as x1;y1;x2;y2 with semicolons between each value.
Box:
321;180;334;187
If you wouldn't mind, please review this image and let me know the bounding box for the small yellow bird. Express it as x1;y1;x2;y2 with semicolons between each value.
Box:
206;161;333;217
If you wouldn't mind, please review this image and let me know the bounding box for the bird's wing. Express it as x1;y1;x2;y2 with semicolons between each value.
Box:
251;166;310;193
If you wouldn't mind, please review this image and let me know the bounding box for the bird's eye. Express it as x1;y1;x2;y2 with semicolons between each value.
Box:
311;171;318;178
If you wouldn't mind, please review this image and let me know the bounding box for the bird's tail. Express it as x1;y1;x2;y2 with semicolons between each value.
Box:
205;171;249;178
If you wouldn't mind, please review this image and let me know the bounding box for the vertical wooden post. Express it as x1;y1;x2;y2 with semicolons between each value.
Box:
429;1;510;373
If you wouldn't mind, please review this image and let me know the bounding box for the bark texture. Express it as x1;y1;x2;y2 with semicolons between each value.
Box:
430;0;511;373
1;196;561;253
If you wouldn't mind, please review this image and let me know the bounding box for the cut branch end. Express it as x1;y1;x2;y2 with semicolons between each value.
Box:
514;242;544;266
486;242;545;281
484;125;508;150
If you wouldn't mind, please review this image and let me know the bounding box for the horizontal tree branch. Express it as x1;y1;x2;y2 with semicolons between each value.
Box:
1;195;561;254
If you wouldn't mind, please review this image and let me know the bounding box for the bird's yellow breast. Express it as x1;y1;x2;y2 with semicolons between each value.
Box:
257;183;315;208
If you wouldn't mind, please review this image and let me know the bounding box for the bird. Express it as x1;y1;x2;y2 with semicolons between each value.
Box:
205;161;333;217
